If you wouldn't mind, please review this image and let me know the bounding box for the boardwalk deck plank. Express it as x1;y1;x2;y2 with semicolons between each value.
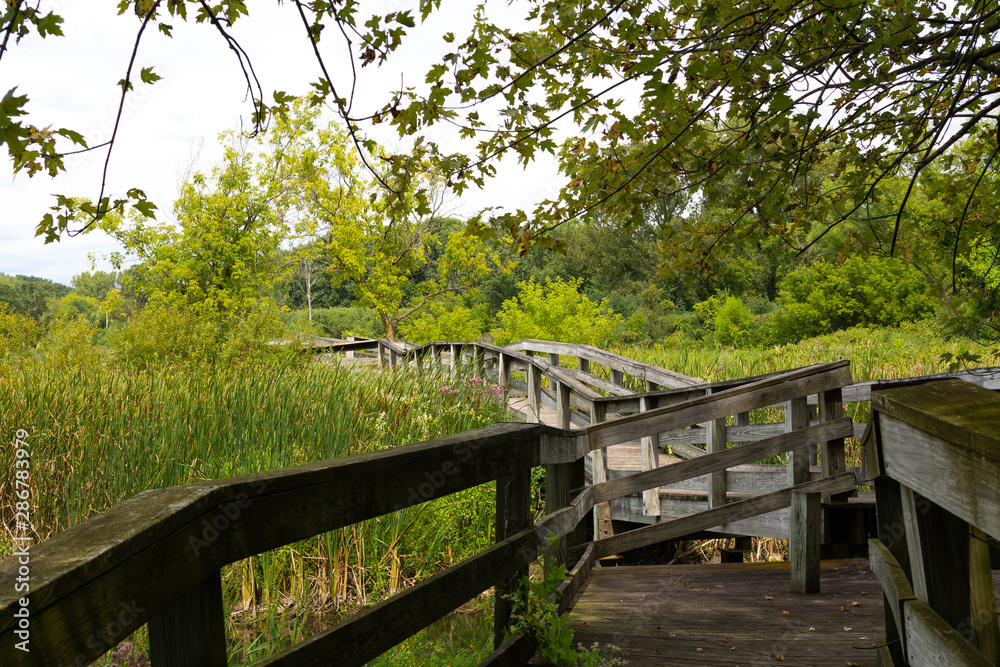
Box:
567;559;887;666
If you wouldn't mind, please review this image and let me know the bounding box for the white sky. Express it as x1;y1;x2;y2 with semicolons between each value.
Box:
0;1;562;285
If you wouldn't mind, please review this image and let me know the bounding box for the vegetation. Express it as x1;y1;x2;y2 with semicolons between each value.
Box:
0;328;511;663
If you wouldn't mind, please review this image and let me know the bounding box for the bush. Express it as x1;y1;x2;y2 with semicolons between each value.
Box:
768;256;936;343
490;278;624;347
111;301;291;370
0;303;39;358
399;300;487;343
714;296;757;347
309;307;382;338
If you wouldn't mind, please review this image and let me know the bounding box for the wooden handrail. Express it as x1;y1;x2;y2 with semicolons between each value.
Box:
868;378;1000;666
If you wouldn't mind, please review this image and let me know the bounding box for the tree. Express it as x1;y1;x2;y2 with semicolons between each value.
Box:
7;1;1000;262
71;271;120;302
101;133;288;330
273;105;512;340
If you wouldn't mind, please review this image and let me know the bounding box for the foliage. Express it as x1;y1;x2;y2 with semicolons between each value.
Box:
109;300;290;371
71;270;120;302
49;292;101;324
101;134;289;331
399;298;489;343
307;306;383;339
491;278;624;347
257;102;512;340
769;255;936;343
0;302;40;358
713;296;757;348
15;0;1000;288
0;274;71;319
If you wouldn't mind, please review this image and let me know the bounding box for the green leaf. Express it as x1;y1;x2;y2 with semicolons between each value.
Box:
140;67;162;85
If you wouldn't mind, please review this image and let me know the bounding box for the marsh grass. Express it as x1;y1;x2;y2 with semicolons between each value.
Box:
0;347;511;663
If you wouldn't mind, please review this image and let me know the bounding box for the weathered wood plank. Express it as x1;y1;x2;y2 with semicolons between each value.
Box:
567;559;884;666
789;490;821;593
786;396;811;487
587;361;852;452
477;633;536;667
873;378;1000;462
587;473;857;558
639;395;661;516
903;598;991;667
258;530;540;667
148;571;227;667
868;538;916;662
505;339;703;389
705;414;728;510
556;543;596;615
495;471;532;649
590;402;613;540
879;413;1000;542
969;527;1000;662
591;419;854;504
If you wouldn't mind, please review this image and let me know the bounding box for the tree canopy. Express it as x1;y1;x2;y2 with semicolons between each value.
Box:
4;0;1000;300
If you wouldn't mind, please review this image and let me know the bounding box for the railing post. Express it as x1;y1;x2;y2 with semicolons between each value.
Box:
527;362;542;424
578;357;590;374
549;352;560;368
148;571;227;666
611;367;624;387
639;395;661;516
494;470;532;650
790;490;821;593
547;377;571;565
377;341;387;367
499;352;512;395
819;387;854;500
451;343;462;378
785;397;810;486
345;334;355;359
472;345;485;378
590;401;613;539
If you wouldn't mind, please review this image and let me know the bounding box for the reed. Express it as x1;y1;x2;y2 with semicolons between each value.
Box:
0;351;510;663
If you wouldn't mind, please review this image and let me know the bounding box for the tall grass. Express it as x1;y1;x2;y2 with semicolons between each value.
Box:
617;323;999;384
0;349;510;663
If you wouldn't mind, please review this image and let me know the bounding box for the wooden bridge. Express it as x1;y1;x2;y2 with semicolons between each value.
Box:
1;338;999;666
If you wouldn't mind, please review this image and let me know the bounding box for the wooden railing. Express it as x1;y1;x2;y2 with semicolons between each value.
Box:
0;349;860;666
321;337;999;540
864;378;1000;666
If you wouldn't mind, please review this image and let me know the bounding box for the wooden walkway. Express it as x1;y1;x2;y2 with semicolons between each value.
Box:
567;559;885;666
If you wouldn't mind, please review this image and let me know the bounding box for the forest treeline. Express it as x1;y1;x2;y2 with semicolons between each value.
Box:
2;102;998;365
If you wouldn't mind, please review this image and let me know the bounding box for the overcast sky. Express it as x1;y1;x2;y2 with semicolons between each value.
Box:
0;1;561;285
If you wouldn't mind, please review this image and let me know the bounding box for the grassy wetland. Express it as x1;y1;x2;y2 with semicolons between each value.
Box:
0;335;509;665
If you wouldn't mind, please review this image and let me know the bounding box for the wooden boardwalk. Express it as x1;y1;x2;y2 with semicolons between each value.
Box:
567;559;886;666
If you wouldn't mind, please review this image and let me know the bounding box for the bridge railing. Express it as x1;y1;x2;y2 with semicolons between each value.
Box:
865;378;1000;666
317;338;999;541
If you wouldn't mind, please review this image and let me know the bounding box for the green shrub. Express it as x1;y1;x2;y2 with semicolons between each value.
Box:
0;303;39;358
768;255;936;343
309;307;382;338
491;278;624;346
714;296;757;347
399;300;487;343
